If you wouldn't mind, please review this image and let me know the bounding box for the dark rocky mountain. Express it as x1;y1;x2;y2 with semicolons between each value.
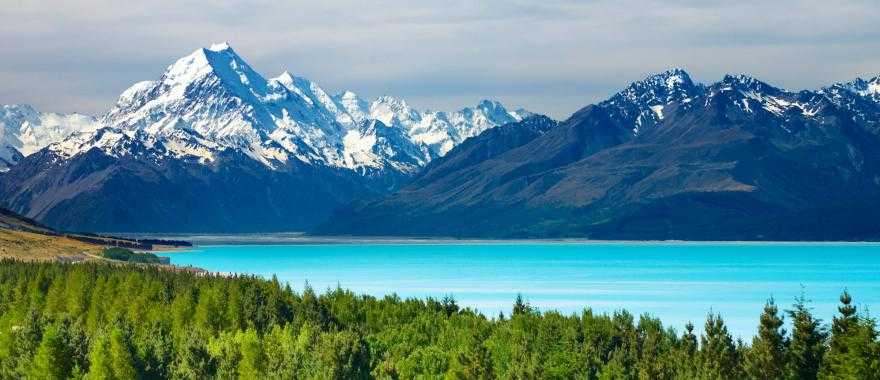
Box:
315;70;880;240
0;140;375;233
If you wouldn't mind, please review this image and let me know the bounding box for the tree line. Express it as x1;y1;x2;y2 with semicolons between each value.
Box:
0;260;877;379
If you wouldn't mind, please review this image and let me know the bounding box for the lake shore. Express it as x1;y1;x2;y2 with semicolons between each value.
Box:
158;242;880;338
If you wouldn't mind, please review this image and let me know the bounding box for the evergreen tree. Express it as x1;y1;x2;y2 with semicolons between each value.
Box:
28;323;72;380
315;330;371;380
85;332;114;380
447;344;495;379
745;298;787;379
677;322;699;378
86;327;140;380
1;260;878;379
172;329;215;379
682;322;698;358
512;293;532;316
237;329;265;379
698;313;740;379
820;290;878;379
785;294;826;380
108;327;139;379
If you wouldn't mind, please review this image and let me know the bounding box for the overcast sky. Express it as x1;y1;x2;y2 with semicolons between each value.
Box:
2;0;878;119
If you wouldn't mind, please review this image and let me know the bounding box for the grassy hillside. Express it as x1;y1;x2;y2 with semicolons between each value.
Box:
0;206;108;262
0;228;101;262
0;207;186;263
0;205;190;258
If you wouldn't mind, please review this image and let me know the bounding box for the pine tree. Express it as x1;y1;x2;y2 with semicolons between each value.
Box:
108;327;139;379
237;329;265;379
785;293;825;380
698;313;740;379
513;294;532;316
745;298;787;379
28;323;72;380
85;332;115;380
171;329;215;379
86;327;140;380
820;290;877;379
676;321;699;378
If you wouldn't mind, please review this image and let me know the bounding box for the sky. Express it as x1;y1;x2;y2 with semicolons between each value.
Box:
1;0;879;119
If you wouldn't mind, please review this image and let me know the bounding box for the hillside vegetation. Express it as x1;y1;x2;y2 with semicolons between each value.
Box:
1;260;877;379
0;207;189;263
0;229;100;262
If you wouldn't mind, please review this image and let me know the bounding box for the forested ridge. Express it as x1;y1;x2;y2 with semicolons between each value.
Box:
0;260;877;379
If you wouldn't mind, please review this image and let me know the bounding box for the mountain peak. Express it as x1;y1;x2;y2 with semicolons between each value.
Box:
339;90;360;100
720;73;771;88
476;99;504;110
870;76;880;95
207;42;232;52
166;42;257;83
635;68;694;90
828;76;880;100
713;74;787;101
1;104;38;117
605;68;700;111
655;68;693;87
273;70;296;86
847;75;880;97
374;95;408;106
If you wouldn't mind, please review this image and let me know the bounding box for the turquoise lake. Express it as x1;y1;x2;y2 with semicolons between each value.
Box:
158;241;880;337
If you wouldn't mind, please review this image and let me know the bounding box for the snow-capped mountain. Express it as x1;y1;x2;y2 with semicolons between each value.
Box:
317;69;880;240
0;43;531;232
598;68;703;135
2;43;528;175
838;76;880;102
71;42;528;175
594;69;880;138
360;96;531;155
342;119;431;175
0;105;96;171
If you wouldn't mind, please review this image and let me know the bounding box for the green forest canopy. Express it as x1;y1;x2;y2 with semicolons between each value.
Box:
0;260;877;379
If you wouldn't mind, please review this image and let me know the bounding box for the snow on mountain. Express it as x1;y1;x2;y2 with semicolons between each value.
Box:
97;42;346;169
599;68;703;135
366;97;529;156
836;75;880;102
52;43;530;174
711;74;805;117
342;119;431;174
334;91;370;124
0;104;96;170
595;69;880;138
272;71;359;128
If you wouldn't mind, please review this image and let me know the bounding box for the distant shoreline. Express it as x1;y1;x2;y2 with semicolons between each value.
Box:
130;232;880;247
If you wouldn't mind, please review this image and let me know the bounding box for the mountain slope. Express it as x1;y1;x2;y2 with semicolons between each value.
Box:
1;144;374;232
315;70;880;240
0;206;189;260
0;43;531;232
0;105;96;171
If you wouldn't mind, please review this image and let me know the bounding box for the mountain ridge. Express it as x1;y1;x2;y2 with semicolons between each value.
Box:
0;43;532;232
314;68;880;240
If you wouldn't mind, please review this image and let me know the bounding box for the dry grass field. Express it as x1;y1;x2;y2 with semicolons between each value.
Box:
0;228;102;262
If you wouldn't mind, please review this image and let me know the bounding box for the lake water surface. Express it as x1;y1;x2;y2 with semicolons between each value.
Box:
159;241;880;337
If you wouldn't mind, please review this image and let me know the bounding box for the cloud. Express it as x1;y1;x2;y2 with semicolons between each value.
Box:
1;0;878;118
